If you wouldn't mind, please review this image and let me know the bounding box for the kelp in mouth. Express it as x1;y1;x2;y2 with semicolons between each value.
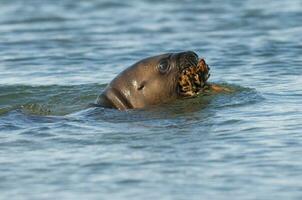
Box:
178;58;211;97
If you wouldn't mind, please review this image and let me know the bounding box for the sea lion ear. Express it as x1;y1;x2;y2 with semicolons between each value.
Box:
137;81;146;91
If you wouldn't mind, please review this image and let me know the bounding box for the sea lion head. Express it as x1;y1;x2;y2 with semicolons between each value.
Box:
96;51;210;110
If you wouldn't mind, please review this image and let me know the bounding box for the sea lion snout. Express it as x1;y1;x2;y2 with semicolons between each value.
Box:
173;51;199;71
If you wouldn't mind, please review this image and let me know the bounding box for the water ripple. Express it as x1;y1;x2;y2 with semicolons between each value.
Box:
1;0;302;199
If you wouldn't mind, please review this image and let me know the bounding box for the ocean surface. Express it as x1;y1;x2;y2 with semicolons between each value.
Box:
1;0;302;199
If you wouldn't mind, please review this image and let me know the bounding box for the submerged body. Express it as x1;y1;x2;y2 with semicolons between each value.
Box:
96;51;228;110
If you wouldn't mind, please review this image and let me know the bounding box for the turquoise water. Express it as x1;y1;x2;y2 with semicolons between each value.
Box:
1;0;302;199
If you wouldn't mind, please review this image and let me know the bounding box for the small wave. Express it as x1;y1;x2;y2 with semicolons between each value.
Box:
20;103;52;116
0;84;105;116
212;85;263;109
1;16;71;26
0;82;260;127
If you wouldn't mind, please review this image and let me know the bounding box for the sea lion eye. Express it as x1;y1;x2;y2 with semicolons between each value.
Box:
158;60;170;74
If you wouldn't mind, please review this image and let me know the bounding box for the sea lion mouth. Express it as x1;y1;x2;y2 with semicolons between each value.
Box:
178;58;211;97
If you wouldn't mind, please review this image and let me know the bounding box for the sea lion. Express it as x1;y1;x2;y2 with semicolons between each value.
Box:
95;51;226;110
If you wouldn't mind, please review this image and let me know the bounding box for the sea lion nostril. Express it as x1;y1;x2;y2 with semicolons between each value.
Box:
177;51;198;59
184;51;198;59
184;51;199;66
189;51;199;60
177;51;199;70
